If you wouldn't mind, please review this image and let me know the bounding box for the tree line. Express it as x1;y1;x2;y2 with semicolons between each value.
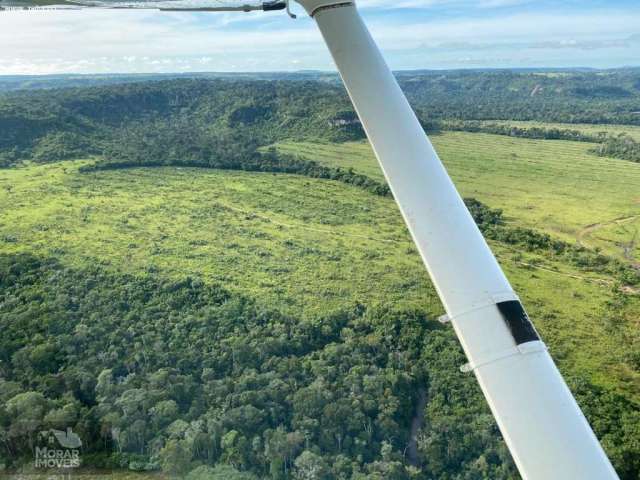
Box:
440;121;640;163
592;134;640;162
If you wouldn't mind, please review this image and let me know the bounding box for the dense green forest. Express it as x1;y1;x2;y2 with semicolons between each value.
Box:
3;68;640;167
0;250;514;479
1;71;639;479
398;69;640;125
0;79;360;167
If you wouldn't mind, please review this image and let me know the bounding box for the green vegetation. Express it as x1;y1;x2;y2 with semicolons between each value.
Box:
442;119;607;143
4;69;640;167
593;135;640;163
82;121;388;197
0;79;361;168
1;72;639;479
274;133;640;264
440;120;640;163
1;159;639;479
458;120;640;142
398;69;640;125
0;163;421;315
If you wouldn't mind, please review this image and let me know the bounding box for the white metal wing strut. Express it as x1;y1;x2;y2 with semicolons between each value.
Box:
293;1;620;479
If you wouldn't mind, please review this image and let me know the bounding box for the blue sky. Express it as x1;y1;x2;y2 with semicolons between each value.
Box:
0;0;639;74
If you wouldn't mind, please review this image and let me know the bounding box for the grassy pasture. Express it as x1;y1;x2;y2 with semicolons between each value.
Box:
0;159;638;398
273;131;640;263
474;120;640;141
0;161;437;318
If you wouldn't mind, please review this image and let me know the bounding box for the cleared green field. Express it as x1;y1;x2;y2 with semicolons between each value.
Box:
476;120;640;141
274;132;640;263
0;160;637;398
0;161;436;318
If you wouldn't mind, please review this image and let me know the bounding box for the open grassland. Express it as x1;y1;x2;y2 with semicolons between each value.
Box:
0;162;437;318
273;132;640;263
0;160;638;400
473;120;640;141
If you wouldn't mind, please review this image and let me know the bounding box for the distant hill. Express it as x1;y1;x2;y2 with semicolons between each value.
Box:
1;67;638;93
2;69;640;167
0;71;341;93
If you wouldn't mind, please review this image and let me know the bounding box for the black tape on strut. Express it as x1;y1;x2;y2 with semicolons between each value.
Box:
496;300;540;345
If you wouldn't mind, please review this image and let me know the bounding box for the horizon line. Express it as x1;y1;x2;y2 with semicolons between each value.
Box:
2;65;640;77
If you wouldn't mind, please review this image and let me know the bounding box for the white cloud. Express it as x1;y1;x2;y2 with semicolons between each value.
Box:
368;11;640;47
0;4;638;73
356;0;533;9
357;0;449;8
